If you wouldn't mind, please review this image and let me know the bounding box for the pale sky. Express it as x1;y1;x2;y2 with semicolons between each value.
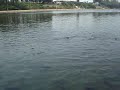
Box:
80;0;93;2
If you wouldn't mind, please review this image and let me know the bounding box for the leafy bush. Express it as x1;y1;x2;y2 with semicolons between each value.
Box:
80;2;96;9
0;1;96;10
0;2;28;10
14;2;28;10
0;5;7;10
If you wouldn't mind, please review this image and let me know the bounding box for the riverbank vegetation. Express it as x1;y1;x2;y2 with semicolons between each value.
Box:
0;1;96;11
0;0;120;11
100;1;120;9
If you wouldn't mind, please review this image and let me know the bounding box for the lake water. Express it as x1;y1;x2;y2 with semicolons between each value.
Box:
0;9;120;90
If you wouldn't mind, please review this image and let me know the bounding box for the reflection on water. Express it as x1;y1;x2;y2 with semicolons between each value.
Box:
0;13;52;24
0;10;120;90
0;12;52;33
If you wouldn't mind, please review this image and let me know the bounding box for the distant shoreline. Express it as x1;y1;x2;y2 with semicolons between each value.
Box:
0;9;80;14
0;9;119;14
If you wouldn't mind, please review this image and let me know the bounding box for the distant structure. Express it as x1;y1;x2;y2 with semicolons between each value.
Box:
7;0;120;2
8;0;44;2
52;0;94;3
8;0;94;3
94;0;120;2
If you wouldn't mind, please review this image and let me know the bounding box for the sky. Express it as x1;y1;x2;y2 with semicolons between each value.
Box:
80;0;93;2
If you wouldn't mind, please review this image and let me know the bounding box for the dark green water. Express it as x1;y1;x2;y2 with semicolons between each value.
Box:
0;10;120;90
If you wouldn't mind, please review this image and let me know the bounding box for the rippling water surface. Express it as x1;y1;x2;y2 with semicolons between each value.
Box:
0;10;120;90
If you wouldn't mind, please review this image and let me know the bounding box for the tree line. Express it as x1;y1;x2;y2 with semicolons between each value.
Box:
0;0;120;11
100;1;120;8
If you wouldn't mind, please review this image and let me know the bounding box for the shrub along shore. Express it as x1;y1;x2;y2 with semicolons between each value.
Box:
0;2;96;11
0;1;120;12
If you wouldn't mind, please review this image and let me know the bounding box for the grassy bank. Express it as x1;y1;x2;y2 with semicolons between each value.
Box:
0;2;96;11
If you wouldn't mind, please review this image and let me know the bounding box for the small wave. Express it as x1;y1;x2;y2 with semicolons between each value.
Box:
54;35;79;40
